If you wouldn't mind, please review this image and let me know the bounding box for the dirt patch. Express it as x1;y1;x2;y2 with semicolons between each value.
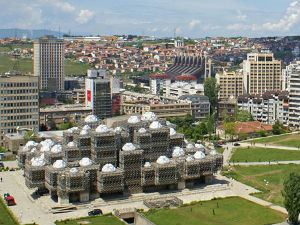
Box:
77;221;91;225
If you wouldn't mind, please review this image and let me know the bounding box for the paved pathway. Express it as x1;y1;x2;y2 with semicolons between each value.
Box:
240;142;300;151
231;160;300;166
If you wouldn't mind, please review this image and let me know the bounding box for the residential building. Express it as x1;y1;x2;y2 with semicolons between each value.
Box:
34;36;64;91
165;79;204;98
237;91;289;125
285;61;300;128
85;70;112;119
0;75;39;146
243;52;281;94
40;104;92;128
150;102;191;118
149;73;171;95
179;95;210;119
216;71;243;99
218;98;237;121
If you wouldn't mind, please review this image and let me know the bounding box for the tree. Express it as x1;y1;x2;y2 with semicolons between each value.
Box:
204;78;219;113
272;120;283;135
198;122;208;135
282;173;300;224
223;122;236;140
221;109;230;122
236;110;254;122
58;122;74;130
206;113;216;137
24;130;37;141
233;105;239;121
50;121;58;131
40;124;48;131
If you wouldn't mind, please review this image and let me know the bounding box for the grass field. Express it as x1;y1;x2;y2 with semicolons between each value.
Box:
143;197;286;225
230;147;300;162
222;164;300;206
0;197;18;225
216;148;225;154
0;55;91;75
246;133;300;148
56;215;124;225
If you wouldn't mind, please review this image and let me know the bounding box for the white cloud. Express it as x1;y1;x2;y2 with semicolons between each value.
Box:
52;0;75;12
237;10;247;21
227;23;248;30
253;0;300;31
148;27;158;32
175;27;182;35
76;9;94;24
189;19;201;29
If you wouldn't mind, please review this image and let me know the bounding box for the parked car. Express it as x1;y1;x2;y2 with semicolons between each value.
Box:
4;193;16;206
214;144;222;148
88;209;103;216
233;142;240;146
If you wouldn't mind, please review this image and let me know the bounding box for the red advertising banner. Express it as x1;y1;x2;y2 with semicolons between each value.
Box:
87;90;91;101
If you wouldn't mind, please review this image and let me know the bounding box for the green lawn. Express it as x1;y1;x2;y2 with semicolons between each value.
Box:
56;215;124;225
0;197;18;225
143;197;286;225
246;133;300;148
222;164;300;207
216;148;225;154
230;147;300;162
0;55;91;75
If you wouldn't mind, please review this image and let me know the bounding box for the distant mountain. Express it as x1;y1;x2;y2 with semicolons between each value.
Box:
0;28;62;39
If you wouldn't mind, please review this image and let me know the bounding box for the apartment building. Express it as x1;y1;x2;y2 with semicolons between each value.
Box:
179;95;210;119
0;75;39;146
216;71;244;99
34;36;64;91
285;61;300;128
149;73;171;95
237;91;289;125
243;53;281;94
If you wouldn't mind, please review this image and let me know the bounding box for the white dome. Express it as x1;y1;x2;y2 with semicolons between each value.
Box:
31;157;46;167
186;155;195;162
79;157;92;167
95;124;109;133
22;146;30;152
210;150;217;155
40;144;52;152
195;143;205;149
128;116;140;124
67;141;76;147
122;143;136;151
186;143;194;149
149;121;162;129
66;127;79;133
25;141;38;148
169;128;177;136
156;156;170;165
30;147;37;153
172;146;185;158
194;151;206;159
144;162;151;167
85;115;98;123
138;128;147;133
53;160;66;169
51;144;62;153
114;127;122;133
101;163;116;172
82;125;91;130
141;112;157;121
80;129;89;136
70;167;78;173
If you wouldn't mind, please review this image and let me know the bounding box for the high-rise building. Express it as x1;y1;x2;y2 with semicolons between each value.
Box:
0;75;39;146
216;71;244;99
285;61;300;128
34;36;64;91
85;70;112;119
243;52;281;94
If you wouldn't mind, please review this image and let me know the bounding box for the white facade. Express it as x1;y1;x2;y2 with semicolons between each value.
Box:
149;77;171;95
286;61;300;128
237;93;289;126
165;82;204;98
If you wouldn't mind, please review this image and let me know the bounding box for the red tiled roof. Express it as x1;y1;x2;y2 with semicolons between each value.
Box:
174;74;197;81
218;121;273;134
149;73;170;79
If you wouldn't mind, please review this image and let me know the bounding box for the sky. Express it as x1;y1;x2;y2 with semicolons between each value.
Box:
0;0;299;38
